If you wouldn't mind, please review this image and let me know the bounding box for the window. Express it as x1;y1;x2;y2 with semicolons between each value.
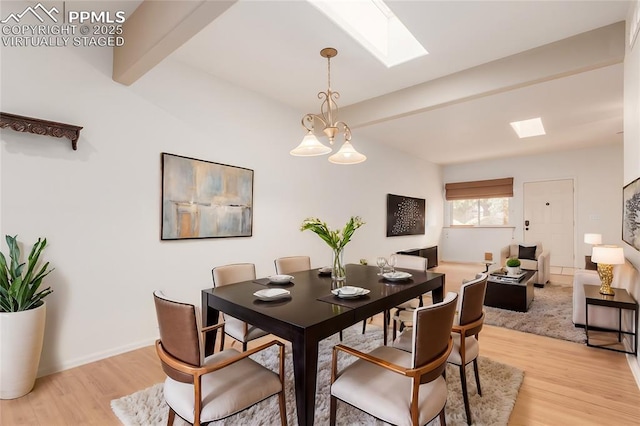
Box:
308;0;428;67
451;198;509;226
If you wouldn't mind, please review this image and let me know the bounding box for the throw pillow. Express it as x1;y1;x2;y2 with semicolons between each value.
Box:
519;245;537;260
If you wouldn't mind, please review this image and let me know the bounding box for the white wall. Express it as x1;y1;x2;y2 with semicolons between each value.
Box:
623;2;640;362
441;145;622;266
0;44;443;375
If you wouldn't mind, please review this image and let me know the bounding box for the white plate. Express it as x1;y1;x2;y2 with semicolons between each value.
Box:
382;271;413;281
318;267;332;274
267;274;293;284
331;287;370;299
254;288;291;301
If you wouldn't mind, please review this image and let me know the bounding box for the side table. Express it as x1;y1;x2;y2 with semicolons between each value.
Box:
584;284;638;354
482;261;495;273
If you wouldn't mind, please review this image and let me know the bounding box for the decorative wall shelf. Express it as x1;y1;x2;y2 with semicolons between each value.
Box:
0;112;83;150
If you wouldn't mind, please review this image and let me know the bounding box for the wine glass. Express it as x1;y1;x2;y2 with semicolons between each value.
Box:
388;256;397;273
376;257;387;275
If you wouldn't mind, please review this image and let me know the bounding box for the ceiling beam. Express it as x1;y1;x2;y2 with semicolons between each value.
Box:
113;0;237;86
341;22;626;128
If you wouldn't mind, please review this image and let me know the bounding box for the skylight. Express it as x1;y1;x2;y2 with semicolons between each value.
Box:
510;118;546;138
308;0;428;67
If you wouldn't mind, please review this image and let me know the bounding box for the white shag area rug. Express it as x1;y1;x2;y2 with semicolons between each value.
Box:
484;282;586;343
112;325;523;426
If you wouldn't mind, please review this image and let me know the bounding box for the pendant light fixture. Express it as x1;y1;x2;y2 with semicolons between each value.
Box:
290;47;366;165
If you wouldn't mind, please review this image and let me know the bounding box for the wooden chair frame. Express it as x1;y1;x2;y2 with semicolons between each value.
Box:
329;339;453;426
450;312;484;425
155;322;287;426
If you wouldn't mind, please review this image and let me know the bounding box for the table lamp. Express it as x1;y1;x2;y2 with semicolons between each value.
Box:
590;245;624;295
584;233;602;245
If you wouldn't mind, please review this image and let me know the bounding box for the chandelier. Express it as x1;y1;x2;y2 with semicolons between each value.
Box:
290;47;366;165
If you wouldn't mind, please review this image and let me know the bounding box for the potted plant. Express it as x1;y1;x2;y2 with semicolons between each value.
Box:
0;235;53;399
505;256;521;276
300;216;365;280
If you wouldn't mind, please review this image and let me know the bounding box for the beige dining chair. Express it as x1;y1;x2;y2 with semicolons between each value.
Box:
366;254;428;344
330;292;458;425
211;263;269;351
274;256;311;274
394;273;488;425
153;291;287;426
446;273;488;425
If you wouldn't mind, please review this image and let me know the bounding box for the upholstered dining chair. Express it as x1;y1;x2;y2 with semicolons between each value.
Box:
392;274;488;425
381;254;429;343
211;263;269;351
330;292;458;426
446;273;487;425
274;256;311;274
153;291;287;426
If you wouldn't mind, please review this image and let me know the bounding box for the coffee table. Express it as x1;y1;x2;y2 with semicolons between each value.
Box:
484;269;537;312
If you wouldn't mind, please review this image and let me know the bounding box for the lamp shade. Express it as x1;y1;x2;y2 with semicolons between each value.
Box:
328;141;366;165
584;233;602;245
591;245;624;265
290;131;332;156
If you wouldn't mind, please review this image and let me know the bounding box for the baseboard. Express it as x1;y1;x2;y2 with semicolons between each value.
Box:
36;337;157;377
627;354;640;390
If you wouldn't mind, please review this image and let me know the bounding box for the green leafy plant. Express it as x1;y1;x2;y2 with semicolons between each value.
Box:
0;235;53;312
506;257;521;267
300;216;365;250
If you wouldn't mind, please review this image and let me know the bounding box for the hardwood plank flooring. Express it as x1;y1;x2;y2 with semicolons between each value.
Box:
1;262;638;425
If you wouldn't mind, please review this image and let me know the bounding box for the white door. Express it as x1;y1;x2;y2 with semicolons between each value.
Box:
523;179;574;267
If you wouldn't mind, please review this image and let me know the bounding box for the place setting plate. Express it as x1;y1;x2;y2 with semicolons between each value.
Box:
253;288;291;301
267;274;294;284
331;286;370;299
318;267;332;276
382;271;413;282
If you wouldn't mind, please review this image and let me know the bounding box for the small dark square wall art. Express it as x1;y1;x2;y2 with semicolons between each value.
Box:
386;194;426;237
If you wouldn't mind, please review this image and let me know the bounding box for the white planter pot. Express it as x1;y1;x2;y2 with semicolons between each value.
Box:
0;302;46;399
506;266;521;275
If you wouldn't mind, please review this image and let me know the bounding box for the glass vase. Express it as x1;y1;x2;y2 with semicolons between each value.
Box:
332;248;346;281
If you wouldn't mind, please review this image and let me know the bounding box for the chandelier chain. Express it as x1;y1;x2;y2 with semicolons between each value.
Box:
327;54;331;90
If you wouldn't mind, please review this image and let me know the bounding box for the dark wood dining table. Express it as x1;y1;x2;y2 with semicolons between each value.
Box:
201;264;445;426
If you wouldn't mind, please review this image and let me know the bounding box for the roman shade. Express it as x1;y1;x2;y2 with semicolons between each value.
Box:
445;177;514;200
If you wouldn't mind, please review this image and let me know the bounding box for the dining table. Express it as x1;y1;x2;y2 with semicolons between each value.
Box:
201;263;445;426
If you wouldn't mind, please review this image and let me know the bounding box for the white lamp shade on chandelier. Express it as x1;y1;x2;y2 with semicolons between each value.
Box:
591;245;624;265
328;141;367;164
290;131;332;156
584;233;602;245
291;47;366;165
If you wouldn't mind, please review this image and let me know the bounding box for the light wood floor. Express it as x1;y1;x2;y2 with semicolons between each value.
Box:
2;262;639;425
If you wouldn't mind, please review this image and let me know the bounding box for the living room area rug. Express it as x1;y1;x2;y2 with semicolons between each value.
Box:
111;325;524;426
484;281;586;343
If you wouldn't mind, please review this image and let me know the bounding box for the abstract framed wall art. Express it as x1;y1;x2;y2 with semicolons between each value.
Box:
386;194;426;237
161;153;253;240
623;176;640;251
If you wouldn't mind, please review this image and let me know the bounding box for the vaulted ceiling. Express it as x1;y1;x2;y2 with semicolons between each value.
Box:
113;0;632;165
